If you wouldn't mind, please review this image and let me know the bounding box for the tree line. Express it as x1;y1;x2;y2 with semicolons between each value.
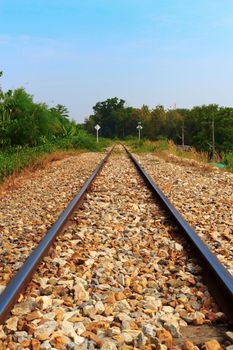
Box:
85;97;233;156
1;70;232;158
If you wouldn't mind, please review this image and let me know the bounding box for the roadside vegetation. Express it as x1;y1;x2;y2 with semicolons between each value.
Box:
0;136;109;183
127;139;169;153
0;72;109;183
224;153;233;171
127;139;214;170
85;98;233;171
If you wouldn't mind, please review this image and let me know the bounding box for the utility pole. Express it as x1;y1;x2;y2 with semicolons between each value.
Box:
181;119;185;147
212;116;215;161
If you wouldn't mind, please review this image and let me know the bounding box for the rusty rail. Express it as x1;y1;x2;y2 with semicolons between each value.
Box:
0;147;114;324
124;146;233;320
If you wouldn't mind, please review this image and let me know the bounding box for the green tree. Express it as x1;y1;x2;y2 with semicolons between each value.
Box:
85;97;126;138
148;105;166;140
165;109;183;142
0;78;75;147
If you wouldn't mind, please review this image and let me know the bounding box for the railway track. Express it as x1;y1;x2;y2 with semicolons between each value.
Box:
133;153;233;276
0;145;233;349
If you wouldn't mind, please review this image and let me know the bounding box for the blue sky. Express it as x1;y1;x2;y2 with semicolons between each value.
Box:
1;0;233;121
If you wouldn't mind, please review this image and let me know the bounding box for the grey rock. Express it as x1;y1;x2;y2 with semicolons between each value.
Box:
142;324;157;338
164;321;181;338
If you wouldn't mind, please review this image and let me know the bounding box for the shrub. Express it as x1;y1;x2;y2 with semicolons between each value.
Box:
224;152;233;171
128;139;169;153
0;134;110;183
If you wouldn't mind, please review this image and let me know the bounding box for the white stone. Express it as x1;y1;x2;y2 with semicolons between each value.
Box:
0;285;5;295
95;301;105;314
162;306;174;313
108;327;121;336
83;305;96;317
12;299;35;315
6;316;18;331
101;340;118;350
114;300;131;312
43;312;56;320
74;322;86;335
73;282;89;302
62;320;85;344
34;320;57;340
144;297;162;311
85;258;95;266
63;310;80;321
122;330;141;344
116;312;132;322
174;243;183;251
36;295;53;310
37;277;49;289
13;331;32;342
41;341;53;349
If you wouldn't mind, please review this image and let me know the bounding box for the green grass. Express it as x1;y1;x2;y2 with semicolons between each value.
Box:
126;138;233;173
68;130;111;151
0;133;111;183
126;139;169;153
224;152;233;171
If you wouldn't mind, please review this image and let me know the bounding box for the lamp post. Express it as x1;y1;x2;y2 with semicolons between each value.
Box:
136;122;143;142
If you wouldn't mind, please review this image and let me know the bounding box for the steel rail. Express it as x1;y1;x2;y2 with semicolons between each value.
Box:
0;146;115;325
124;146;233;320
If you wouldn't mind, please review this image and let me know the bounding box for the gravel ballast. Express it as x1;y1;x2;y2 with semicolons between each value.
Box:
134;153;233;276
0;152;104;287
0;147;229;349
